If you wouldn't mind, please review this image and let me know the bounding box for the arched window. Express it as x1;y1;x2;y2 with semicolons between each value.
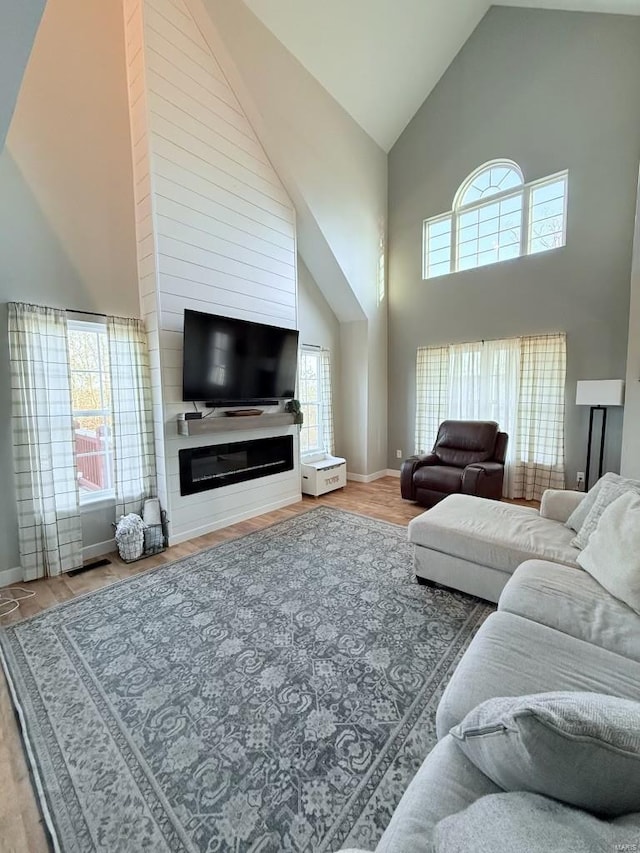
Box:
454;160;523;207
423;160;568;279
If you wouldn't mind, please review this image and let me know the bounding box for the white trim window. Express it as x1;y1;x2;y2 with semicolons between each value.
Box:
423;160;568;279
67;320;115;504
298;347;334;456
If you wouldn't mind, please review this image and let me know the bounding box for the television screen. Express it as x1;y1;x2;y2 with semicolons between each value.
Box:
182;309;299;404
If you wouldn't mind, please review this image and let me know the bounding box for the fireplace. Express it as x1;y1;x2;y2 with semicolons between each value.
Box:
179;435;294;496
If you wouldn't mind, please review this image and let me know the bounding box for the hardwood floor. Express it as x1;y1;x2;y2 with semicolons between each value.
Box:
0;478;534;851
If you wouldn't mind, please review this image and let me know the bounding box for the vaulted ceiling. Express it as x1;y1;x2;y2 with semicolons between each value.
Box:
242;0;640;151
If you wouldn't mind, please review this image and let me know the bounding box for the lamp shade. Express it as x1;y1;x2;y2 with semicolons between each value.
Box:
576;379;625;407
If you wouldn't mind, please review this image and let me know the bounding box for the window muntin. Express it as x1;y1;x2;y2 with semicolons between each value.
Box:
457;193;523;271
423;215;452;279
455;161;523;207
67;320;115;503
528;176;568;255
423;162;567;279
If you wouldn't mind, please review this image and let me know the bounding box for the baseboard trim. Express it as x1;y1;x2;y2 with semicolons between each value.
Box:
168;494;303;547
346;470;389;484
385;469;401;478
3;538;126;587
0;566;24;588
82;539;116;561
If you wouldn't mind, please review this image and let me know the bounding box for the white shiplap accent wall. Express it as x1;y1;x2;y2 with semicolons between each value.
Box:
123;0;300;543
123;0;170;514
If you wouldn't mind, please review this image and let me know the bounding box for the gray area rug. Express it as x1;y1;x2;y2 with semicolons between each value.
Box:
1;507;492;853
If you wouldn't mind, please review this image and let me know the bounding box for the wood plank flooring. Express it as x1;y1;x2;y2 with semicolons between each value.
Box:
0;478;534;851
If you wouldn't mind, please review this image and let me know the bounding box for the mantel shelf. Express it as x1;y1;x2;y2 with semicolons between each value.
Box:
177;412;296;436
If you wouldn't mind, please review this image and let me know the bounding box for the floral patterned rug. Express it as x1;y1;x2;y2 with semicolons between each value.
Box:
0;507;492;853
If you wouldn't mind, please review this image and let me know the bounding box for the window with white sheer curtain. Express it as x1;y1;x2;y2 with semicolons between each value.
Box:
415;333;566;500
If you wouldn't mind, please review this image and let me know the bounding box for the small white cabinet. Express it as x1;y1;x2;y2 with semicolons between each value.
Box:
301;454;347;497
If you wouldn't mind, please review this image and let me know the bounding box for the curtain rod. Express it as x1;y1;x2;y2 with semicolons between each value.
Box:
66;308;107;318
420;331;566;349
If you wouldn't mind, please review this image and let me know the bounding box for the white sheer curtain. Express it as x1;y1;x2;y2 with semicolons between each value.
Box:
415;333;566;500
447;338;520;496
107;316;157;517
319;349;335;455
8;303;82;579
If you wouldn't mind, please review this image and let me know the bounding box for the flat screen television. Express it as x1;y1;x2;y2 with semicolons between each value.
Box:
182;309;299;405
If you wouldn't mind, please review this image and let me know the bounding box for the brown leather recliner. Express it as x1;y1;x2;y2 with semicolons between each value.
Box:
401;420;508;508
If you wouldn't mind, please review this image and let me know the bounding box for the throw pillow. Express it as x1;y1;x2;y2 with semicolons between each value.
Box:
577;491;640;615
572;479;640;550
434;791;640;853
565;472;619;533
449;691;640;816
563;472;640;533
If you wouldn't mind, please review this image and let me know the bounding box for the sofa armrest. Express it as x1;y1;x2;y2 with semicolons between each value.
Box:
400;453;439;499
461;462;504;495
539;489;586;523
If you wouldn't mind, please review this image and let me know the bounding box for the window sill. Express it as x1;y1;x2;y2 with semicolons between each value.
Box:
301;450;328;462
423;243;566;281
80;493;116;513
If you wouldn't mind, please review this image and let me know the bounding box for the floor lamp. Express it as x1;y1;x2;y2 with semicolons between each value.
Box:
576;380;625;489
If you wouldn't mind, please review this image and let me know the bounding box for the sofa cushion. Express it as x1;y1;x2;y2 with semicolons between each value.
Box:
413;464;463;494
498;560;640;663
572;479;640;550
436;611;640;739
450;692;640;816
373;735;501;853
434;792;640;853
578;491;640;616
408;495;580;574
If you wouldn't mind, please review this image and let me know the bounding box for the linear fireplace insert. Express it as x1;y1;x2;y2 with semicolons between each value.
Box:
179;435;294;496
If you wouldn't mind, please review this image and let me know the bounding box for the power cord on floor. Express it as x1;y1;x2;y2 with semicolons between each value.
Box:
0;588;35;618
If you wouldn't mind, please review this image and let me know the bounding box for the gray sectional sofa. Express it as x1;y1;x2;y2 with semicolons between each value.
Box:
339;489;640;852
406;489;587;602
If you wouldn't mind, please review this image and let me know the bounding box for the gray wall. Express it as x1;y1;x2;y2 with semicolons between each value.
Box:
0;0;137;574
621;170;640;478
387;6;640;483
0;0;45;148
297;258;344;456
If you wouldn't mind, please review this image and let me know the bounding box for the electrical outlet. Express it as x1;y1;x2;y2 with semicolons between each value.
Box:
576;471;585;491
396;449;402;459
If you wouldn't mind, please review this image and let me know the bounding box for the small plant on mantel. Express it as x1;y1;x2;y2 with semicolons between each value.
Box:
285;399;304;425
